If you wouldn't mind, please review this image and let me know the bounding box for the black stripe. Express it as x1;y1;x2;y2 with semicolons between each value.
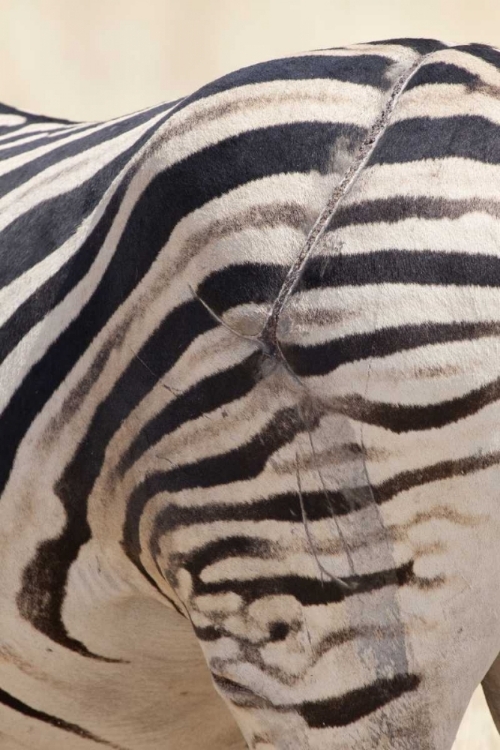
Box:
298;673;420;727
0;97;178;148
139;350;500;565
297;250;500;290
182;249;500;321
0;50;391;150
117;350;263;476
335;373;500;434
135;404;307;493
0;122;102;160
329;195;500;230
0;127;146;194
453;43;500;72
195;625;231;642
153;490;338;532
283;320;500;378
4;122;362;656
0;174;131;364
196;261;287;317
17;300;215;655
174;54;396;116
370;116;500;166
114;53;395;145
0;685;118;747
128;404;312;572
184;536;274;581
192;560;420;606
187;249;500;322
0;123;91;155
405;61;483;91
0;125;76;146
375;450;500;503
153;449;500;538
0;120;349;494
0;112;169;290
370;38;447;54
0;100;173;163
175;531;425;610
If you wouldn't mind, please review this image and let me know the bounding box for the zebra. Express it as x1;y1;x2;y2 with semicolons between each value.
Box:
1;34;500;750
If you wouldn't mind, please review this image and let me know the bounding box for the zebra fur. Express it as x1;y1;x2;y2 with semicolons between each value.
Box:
1;37;500;749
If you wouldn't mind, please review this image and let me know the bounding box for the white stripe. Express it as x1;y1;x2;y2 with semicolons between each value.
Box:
331;213;500;255
393;84;500;125
0;114;27;127
0;121;64;143
346;159;500;203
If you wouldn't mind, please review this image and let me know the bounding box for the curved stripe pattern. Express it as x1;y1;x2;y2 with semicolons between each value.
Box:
1;38;500;750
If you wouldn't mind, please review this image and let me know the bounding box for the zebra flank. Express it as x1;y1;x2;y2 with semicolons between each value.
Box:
1;37;500;749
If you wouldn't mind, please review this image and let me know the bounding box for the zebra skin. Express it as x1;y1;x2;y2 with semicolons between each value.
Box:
1;35;500;750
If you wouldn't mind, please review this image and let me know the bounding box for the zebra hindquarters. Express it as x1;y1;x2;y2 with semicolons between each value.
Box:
151;215;500;749
145;43;500;750
3;37;500;750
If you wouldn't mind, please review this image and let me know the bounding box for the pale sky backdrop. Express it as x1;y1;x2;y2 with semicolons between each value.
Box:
0;1;499;747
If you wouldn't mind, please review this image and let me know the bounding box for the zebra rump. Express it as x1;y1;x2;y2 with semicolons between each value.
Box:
0;37;500;750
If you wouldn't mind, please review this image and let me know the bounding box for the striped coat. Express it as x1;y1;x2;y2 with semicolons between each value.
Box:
1;36;500;750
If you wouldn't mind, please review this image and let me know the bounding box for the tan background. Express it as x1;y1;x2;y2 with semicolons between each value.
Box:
0;0;499;747
1;0;500;121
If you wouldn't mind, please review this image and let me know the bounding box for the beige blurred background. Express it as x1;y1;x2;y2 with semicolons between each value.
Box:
1;0;499;747
1;0;500;121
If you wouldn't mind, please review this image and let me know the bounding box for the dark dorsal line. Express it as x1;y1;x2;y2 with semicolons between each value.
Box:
0;685;121;748
173;53;398;112
297;673;420;727
0;102;74;136
100;52;396;161
0;50;386;146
